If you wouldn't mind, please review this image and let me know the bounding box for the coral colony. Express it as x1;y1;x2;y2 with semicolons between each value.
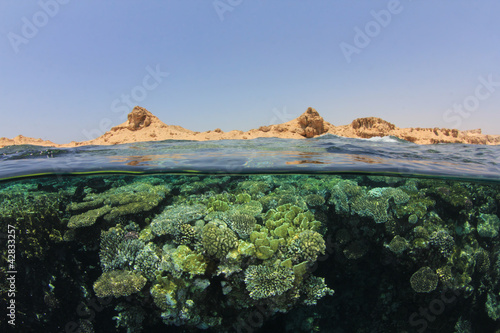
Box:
1;173;500;331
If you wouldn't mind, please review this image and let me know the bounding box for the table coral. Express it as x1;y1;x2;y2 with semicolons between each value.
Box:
93;270;147;298
67;181;168;228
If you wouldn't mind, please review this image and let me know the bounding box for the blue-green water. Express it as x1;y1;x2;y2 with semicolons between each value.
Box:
1;135;499;181
1;137;500;332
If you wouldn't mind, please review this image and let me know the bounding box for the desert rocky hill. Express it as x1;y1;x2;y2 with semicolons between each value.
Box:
1;106;499;148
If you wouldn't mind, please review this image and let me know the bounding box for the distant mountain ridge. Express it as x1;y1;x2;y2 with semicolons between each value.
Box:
1;106;499;148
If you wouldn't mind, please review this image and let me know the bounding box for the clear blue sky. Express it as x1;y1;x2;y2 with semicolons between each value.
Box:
1;0;499;143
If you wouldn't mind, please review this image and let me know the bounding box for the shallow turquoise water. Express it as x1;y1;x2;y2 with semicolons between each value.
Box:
0;137;499;332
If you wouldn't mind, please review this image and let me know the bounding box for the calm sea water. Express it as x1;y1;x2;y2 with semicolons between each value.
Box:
1;136;499;332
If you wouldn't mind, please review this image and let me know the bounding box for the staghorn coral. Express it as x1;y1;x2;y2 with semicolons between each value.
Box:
201;222;238;258
93;270;147;298
410;267;438;293
133;242;161;281
486;292;500;321
244;264;295;300
175;223;199;245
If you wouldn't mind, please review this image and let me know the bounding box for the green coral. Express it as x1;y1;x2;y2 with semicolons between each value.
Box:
351;187;409;223
410;267;438;293
0;183;65;258
244;264;295;300
171;245;208;278
300;275;334;305
201;222;238;258
486;292;500;321
235;193;251;204
227;213;256;239
477;213;500;238
328;179;363;214
150;204;205;237
387;235;408;254
290;230;326;262
248;203;323;261
304;194;325;207
93;270;147;298
68;205;112;228
67;181;168;227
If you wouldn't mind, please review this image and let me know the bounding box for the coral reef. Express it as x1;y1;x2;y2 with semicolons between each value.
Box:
5;173;500;332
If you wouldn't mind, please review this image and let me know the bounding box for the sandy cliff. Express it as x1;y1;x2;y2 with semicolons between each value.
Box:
1;106;499;148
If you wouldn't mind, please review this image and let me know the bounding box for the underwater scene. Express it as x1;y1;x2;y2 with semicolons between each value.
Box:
1;136;500;332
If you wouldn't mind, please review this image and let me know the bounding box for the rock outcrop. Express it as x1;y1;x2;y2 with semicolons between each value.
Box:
350;117;396;139
1;106;499;147
296;107;329;138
